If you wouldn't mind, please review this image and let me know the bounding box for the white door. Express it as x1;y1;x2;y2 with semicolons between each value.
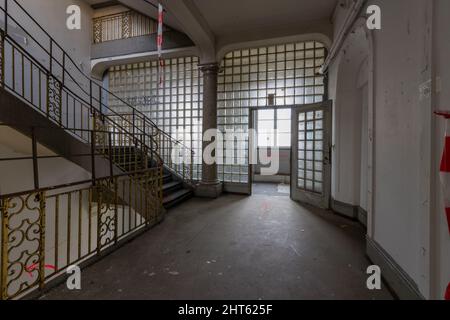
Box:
291;101;332;209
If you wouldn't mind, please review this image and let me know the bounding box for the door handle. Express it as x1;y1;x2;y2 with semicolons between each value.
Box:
323;145;332;165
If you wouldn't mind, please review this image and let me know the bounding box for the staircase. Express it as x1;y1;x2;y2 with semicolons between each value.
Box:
0;0;198;300
0;0;196;210
108;146;194;209
162;171;193;209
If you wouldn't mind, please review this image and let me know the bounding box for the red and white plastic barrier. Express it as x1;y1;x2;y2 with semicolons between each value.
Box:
435;111;450;234
157;3;164;86
445;282;450;300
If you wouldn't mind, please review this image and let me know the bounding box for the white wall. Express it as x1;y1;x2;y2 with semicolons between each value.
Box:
0;127;92;195
370;0;432;297
1;0;96;127
1;0;95;105
16;0;93;73
92;4;128;19
329;0;449;299
359;83;368;212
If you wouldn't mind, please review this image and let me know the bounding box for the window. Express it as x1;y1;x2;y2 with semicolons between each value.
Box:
277;108;291;147
257;109;275;147
257;108;291;147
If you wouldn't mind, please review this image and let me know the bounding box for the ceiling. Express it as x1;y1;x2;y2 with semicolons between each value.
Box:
191;0;338;38
87;0;338;62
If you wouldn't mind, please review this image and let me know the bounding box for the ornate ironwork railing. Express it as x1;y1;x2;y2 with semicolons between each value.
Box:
0;167;162;300
0;122;164;300
93;10;159;44
0;124;163;300
0;0;194;183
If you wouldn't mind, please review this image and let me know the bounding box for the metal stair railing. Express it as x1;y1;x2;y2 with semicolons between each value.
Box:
0;123;163;300
0;0;195;184
110;112;195;185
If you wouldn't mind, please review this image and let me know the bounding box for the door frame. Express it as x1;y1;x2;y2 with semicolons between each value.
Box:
248;106;293;193
290;100;333;209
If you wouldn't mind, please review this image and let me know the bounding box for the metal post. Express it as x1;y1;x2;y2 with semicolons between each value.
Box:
4;0;8;35
91;128;96;186
150;135;154;167
49;41;53;74
108;132;113;180
114;177;118;243
132;109;136;137
96;188;102;255
99;86;102;113
142;122;146;149
31;127;39;189
45;73;49;118
89;79;93;107
0;30;4;88
38;192;46;291
1;198;9;300
62;53;65;86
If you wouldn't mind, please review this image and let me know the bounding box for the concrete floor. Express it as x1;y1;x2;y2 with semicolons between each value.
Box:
41;183;393;300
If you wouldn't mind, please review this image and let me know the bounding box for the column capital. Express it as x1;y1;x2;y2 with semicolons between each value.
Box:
198;62;220;74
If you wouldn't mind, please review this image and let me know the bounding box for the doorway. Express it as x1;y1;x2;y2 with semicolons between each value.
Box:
249;101;332;209
249;107;292;196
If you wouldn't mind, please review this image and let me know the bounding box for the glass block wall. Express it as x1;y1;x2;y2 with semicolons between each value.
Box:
107;57;204;180
297;109;325;194
106;41;326;185
217;41;327;184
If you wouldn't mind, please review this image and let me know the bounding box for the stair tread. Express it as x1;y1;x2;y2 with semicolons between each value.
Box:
163;181;183;191
163;188;192;204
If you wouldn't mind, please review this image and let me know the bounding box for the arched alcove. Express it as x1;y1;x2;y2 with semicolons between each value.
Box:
330;23;372;226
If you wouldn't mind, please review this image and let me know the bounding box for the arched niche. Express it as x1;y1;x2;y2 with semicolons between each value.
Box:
330;20;374;231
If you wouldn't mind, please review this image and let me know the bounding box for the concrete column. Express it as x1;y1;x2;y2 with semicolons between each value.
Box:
195;62;223;198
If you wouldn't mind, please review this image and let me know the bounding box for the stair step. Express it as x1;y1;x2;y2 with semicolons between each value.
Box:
163;181;183;194
163;174;172;184
163;189;193;209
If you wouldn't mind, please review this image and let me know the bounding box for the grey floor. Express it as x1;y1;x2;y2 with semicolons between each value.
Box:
41;183;393;300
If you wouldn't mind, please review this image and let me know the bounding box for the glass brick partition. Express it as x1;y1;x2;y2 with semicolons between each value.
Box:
108;57;204;180
217;41;326;185
107;41;326;187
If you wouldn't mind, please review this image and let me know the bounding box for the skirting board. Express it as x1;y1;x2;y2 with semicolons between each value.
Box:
366;237;424;300
331;199;358;219
253;174;290;184
223;182;251;195
358;206;368;227
331;199;367;227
